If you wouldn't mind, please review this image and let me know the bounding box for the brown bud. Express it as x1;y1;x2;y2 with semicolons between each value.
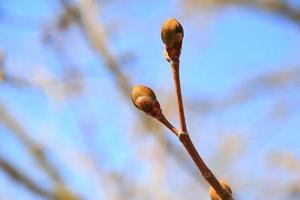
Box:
209;180;232;200
131;85;162;118
161;17;184;47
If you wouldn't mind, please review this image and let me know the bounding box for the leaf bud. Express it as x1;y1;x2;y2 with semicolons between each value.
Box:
131;85;162;119
161;17;184;47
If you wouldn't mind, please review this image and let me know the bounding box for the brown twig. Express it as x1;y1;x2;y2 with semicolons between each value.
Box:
58;0;211;194
170;61;232;200
158;115;180;136
178;132;233;200
157;113;232;199
162;17;233;198
171;61;187;132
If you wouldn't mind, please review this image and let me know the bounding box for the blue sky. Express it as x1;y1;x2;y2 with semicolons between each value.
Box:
0;0;300;199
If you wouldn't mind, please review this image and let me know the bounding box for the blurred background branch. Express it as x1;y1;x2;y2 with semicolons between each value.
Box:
0;0;299;199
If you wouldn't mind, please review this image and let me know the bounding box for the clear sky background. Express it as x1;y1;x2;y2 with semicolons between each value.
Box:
0;0;300;200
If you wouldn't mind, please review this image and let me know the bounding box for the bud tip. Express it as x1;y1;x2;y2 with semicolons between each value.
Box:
161;17;184;46
131;85;162;118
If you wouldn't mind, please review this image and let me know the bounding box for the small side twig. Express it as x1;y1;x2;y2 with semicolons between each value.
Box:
158;115;179;136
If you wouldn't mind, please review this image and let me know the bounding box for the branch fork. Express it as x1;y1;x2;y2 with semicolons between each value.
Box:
131;17;233;200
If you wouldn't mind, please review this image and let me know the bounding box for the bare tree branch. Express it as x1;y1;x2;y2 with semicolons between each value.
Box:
0;156;52;198
0;104;63;184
